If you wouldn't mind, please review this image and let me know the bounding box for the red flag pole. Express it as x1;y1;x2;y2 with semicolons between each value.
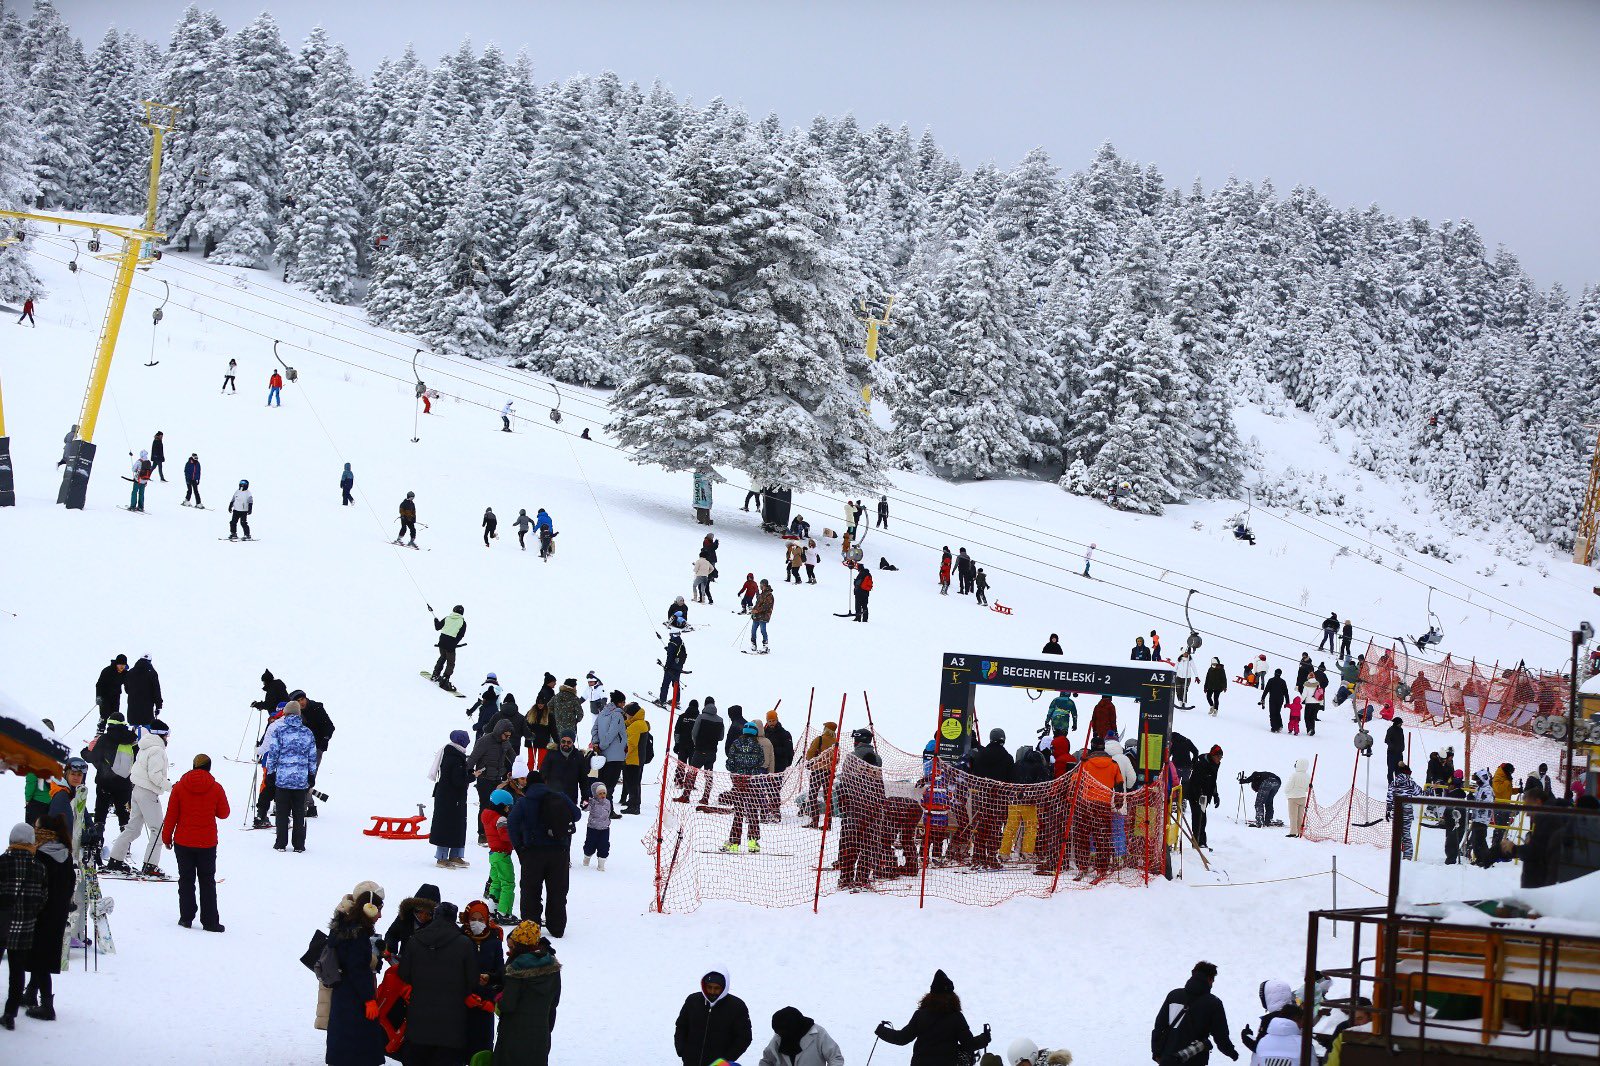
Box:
812;693;848;914
652;684;680;914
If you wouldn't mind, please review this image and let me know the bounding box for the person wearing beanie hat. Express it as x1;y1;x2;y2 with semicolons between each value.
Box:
875;970;990;1062
458;901;504;1059
765;709;794;775
621;702;650;815
581;781;613;870
483;790;517;922
760;1005;845;1066
429;730;472;868
0;824;46;1028
497;922;561;1063
95;653;130;725
430;606;468;691
382;883;441;959
261;700;319;853
1441;766;1470;865
321;880;386;1056
395;897;477;1061
106;715;172;876
160;751;230;931
123;653;163;728
551;678;585;742
675;970;752;1066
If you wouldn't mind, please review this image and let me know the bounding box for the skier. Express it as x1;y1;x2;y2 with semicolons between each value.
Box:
1151;961;1238;1065
227;479;253;540
16;296;35;326
1339;618;1354;659
182;453;202;507
535;508;556;559
852;566;872;622
267;370;283;407
938;547;952;595
974;567;989;606
1259;669;1289;732
105;718;171;876
1319;612;1339;653
679;700;724;807
1046;691;1077;736
1203;658;1228;715
501;401;515;432
1239;769;1282;828
750;579;774;651
339;463;353;506
674;971;753;1066
721;723;766;853
877;494;889;528
150;431;167;481
874;970;991;1063
658;631;688;706
736;573;758;614
513;508;533;550
128;450;152;511
955;548;975;595
1082;543;1095;578
159;752;230;932
482;506;498;547
221;358;237;393
431;606;468;690
396;491;419;545
89;708;136;833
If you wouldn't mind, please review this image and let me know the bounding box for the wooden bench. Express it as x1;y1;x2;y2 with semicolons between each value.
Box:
1496;935;1600;1033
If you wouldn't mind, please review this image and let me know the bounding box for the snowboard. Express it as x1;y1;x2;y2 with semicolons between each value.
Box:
421;671;468;697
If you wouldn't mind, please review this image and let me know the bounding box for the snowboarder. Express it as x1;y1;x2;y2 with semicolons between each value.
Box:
750;579;774;650
431;606;468;690
183;453;202;507
482;507;498;547
974;567;988;606
874;970;991;1063
16;296;35;326
1239;769;1282;827
159;753;230;931
658;632;688;706
500;401;514;432
877;494;889;528
105;718;171;876
1151;961;1238;1065
221;358;236;393
127;450;152;511
721;723;766;853
853;566;872;622
227;479;253;540
339;463;353;506
150;431;167;481
674;971;752;1066
267;370;283;407
514;508;533;550
938;547;952;595
396;491;418;545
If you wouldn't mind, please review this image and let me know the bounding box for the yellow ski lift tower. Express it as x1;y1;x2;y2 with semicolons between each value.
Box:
138;102;180;261
857;294;895;408
1576;424;1600;567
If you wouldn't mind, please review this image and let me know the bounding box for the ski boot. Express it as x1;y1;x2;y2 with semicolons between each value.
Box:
719;842;743;854
141;863;168;879
747;840;761;855
103;858;132;874
252;816;272;829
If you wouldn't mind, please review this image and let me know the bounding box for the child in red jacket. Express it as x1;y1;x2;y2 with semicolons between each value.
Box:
1287;696;1303;736
482;789;515;923
738;573;759;614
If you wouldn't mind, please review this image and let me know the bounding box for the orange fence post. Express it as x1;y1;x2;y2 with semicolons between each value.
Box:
812;693;847;914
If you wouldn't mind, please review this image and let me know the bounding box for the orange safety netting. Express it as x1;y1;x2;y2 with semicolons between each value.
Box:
646;730;1169;914
1353;638;1571;735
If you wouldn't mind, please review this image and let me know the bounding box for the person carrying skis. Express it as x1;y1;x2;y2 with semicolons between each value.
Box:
658;632;688;706
394;491;421;546
227;479;253;540
430;607;467;690
938;547;952;595
128;450;152;511
221;358;236;393
1259;669;1289;732
750;580;774;651
853;566;873;622
482;507;498;547
513;508;533;550
1239;769;1282;828
267;370;283;407
339;463;353;506
182;453;202;507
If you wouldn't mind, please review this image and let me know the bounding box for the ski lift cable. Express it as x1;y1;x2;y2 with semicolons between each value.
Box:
145;279;169;367
21;242;1543;667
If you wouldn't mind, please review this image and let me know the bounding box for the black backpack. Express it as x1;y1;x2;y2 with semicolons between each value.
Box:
727;734;763;775
638;730;656;765
539;790;575;841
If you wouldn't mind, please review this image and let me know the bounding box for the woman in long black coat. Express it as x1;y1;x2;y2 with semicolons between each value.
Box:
1202;658;1229;714
874;969;990;1065
325;890;387;1066
23;816;75;1020
429;731;471;867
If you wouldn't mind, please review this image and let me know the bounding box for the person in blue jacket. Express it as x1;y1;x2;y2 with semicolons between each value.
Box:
507;771;580;936
535;509;556;560
182;454;202;508
263;705;319;853
340;463;354;506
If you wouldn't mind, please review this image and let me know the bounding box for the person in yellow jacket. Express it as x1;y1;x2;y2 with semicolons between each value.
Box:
1490;762;1519;851
621;705;650;815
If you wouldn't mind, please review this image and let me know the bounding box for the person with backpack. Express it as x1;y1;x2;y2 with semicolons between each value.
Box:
534;508;555;559
1152;960;1239;1064
622;704;651;815
88;707;136;834
397;491;419;545
508;770;580;936
267;370;283;407
128;450;153;511
852;566;874;622
722;723;767;854
227;479;253;540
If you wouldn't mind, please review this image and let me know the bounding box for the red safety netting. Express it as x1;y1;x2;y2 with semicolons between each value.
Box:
1354;639;1571;735
646;728;1168;914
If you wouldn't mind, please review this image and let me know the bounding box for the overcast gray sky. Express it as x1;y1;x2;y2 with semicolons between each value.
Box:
59;0;1600;291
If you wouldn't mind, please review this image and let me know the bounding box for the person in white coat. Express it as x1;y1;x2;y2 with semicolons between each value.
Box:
692;555;715;604
1005;1037;1074;1064
228;479;254;540
1286;760;1311;837
584;672;607;717
106;720;172;875
759;1006;844;1066
1249;1010;1304;1065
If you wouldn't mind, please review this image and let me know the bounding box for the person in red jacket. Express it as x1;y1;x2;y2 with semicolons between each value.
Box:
737;573;759;614
17;296;35;326
1088;696;1117;744
161;753;231;932
267;370;284;407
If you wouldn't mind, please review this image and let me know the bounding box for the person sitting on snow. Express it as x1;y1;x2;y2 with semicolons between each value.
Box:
1005;1036;1074;1064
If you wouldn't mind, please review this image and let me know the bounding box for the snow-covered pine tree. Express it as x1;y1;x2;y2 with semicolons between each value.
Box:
502;78;624;385
276;44;365;302
0;32;40;301
364;106;446;332
203;13;293;266
18;0;88;208
992;147;1068;297
156;5;227;250
80;29;150;213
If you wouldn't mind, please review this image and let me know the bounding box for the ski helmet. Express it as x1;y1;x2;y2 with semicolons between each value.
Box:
65;757;89;773
238;479;249;488
850;727;874;744
990;728;1006;744
453;605;464;614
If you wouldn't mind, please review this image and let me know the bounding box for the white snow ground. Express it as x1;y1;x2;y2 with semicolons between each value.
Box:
2;226;1596;1063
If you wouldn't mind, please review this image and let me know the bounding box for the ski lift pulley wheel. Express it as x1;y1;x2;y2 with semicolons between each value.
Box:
1353;730;1373;754
87;233;101;253
1186;631;1202;652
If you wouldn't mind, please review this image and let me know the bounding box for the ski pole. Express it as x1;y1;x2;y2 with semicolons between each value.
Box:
865;1033;880;1066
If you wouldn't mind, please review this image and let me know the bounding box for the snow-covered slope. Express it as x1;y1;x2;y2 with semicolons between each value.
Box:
2;233;1593;1062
